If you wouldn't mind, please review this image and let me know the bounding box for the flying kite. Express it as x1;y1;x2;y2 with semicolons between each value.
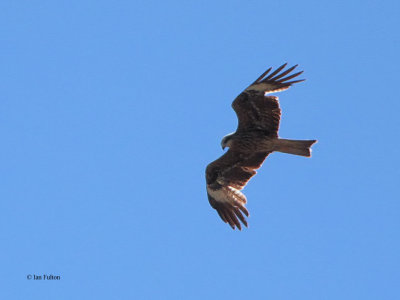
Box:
206;63;317;230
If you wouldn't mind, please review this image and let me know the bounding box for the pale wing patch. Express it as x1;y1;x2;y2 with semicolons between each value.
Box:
207;185;247;206
206;186;231;204
245;82;290;94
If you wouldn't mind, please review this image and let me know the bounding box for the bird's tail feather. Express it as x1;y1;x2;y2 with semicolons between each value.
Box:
274;139;317;157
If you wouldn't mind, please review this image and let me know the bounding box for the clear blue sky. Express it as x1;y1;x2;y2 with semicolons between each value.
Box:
1;0;399;299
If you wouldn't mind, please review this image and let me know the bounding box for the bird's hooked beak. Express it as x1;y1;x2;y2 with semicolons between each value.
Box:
222;145;226;150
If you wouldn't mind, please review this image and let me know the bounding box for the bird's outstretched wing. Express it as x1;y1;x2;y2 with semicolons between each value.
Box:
232;63;304;136
206;150;271;230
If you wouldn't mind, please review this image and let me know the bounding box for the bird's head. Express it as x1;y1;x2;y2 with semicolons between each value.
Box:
221;133;235;150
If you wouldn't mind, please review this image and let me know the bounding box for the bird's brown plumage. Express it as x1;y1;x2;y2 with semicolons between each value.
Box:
206;150;271;230
206;63;315;230
232;93;281;138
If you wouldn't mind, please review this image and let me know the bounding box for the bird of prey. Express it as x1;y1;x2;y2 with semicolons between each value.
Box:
205;63;317;230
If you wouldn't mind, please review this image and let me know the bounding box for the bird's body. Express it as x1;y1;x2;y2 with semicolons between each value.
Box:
222;131;275;153
206;63;317;230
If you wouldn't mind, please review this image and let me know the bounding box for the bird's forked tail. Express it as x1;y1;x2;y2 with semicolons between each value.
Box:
274;139;317;157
